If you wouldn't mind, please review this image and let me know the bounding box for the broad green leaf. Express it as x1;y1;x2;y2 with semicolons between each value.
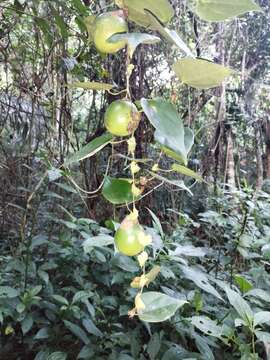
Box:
83;234;114;253
245;289;270;303
138;291;187;322
254;311;270;327
148;171;193;195
191;316;223;338
63;320;90;344
147;333;161;360
102;177;137;204
108;32;160;58
0;286;19;298
173;58;232;89
144;10;195;57
64;133;112;166
72;290;93;304
21;314;33;335
255;331;270;343
82;318;103;337
169;245;206;257
147;208;164;238
194;334;215;360
116;0;174;28
52;294;69;306
111;254;139;272
189;0;262;22
171;164;203;182
34;327;50;340
225;287;254;325
141;98;193;165
234;274;253;293
47;352;67;360
180;266;223;300
69;81;114;91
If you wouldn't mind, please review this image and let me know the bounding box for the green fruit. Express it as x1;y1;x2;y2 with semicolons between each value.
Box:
115;217;145;256
105;100;140;137
93;12;128;54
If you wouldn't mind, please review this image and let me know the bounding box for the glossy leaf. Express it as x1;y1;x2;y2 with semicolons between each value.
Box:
245;289;270;303
138;291;187;322
171;164;203;182
69;81;114;91
192;316;223;338
141;98;193;165
102;177;137;204
180;266;223;300
254;311;270;327
0;286;19;298
225;287;254;325
64;133;112;166
189;0;262;22
234;274;253;293
109;32;160;57
47;352;67;360
83;234;114;253
173;58;232;89
116;0;174;28
63;320;90;345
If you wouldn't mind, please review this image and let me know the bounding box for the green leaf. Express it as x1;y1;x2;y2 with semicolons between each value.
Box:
108;32;160;58
180;266;223;300
64;133;112;166
171;164;203;182
191;316;223;338
69;81;114;91
35;18;53;47
147;333;161;360
116;0;174;28
225;287;254;325
0;286;19;298
245;289;270;303
173;57;232;89
83;234;114;253
111;254;139;272
51;7;69;39
148;171;193;195
254;311;270;327
255;331;270;343
21;314;33;335
47;352;67;360
189;0;262;22
138;291;187;323
141;98;193;165
52;294;69;306
143;10;195;57
34;327;50;340
234;274;253;294
71;0;88;15
63;320;90;344
82;318;103;337
72;290;93;304
102;177;137;204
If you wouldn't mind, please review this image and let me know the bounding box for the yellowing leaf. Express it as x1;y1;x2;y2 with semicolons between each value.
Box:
173;57;232;89
130;161;140;174
137;251;148;267
131;266;161;288
135;293;146;311
190;0;262;22
69;81;114;91
171;164;203;182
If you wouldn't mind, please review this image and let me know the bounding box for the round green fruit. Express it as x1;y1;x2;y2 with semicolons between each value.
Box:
115;217;145;256
93;12;128;54
105;100;140;137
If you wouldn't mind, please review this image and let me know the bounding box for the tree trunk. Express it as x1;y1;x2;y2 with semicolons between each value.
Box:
265;121;270;179
226;129;236;188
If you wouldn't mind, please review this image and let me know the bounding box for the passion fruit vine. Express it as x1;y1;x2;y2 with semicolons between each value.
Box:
105;100;141;137
115;216;146;257
93;12;128;54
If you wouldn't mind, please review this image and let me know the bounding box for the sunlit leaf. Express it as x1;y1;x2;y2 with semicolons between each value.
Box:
171;164;203;182
192;316;223;338
189;0;262;22
234;274;253;294
138;291;187;322
225;287;254;325
69;81;114;91
173;57;232;89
